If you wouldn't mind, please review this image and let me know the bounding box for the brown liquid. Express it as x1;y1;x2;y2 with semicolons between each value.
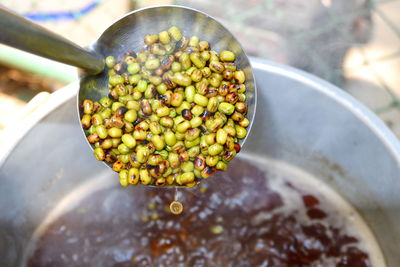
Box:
27;159;372;266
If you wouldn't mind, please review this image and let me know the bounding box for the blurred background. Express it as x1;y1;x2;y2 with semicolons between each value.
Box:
0;0;399;137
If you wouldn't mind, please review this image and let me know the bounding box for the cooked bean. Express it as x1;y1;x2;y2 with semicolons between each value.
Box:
191;105;204;116
175;36;189;50
180;161;194;173
129;74;141;85
222;150;236;162
235;102;247;114
208;143;223;156
234;70;246;84
168;26;182;41
201;166;216;178
139;169;152;185
226;92;239;104
105;56;116;68
171;92;184;107
185;85;196;102
201;66;211;77
145;58;160;70
179;52;191;70
190;52;206;69
189;36;199;47
100;139;113;150
100;96;113;108
178;151;189;162
206;155;219;167
109;75;124;86
168;152;180;168
128;168;140;184
121;134;136;148
191;69;202;82
146;142;156;154
218;102;235;115
181;109;192;120
83;100;94;115
187;146;200;158
223;69;234;80
144;34;159;45
207;97;219;113
190;116;202;128
235;125;247;139
108;127;122;138
141;99;152;115
184;137;201;148
216;128;228;145
194;94;208;107
220;50;235;62
176;121;191;133
151;135;165;151
94;147;105;161
199;41;210;51
118;143;130;154
111;138;121;148
137;80;147;93
149;122;162;135
239;118;250;128
112;160;124;172
96;125;108;139
231;111;244;122
205;133;216;145
119;170;129;187
159;116;174;128
127;63;140;74
136;147;150;163
216;161;227;171
159;31;170;44
223;62;237;71
209;61;224;73
124;109;137;122
179;172;195;185
81;114;91;129
173;73;192;87
165;131;177;146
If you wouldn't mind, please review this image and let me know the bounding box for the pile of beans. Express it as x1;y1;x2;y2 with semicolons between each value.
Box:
80;26;249;187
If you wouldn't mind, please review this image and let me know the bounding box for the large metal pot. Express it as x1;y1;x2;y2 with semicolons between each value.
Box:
1;59;399;266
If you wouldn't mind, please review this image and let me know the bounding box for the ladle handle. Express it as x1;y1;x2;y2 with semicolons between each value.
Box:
0;6;104;74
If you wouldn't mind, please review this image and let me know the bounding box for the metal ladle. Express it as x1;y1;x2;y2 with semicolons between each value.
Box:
0;5;256;181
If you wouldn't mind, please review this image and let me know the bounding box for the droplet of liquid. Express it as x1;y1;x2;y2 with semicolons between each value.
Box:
170;187;183;215
170;201;183;215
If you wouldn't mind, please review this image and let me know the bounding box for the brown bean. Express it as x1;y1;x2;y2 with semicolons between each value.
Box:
182;109;193;120
179;151;189;162
161;55;174;70
141;99;152;115
235;102;247;114
194;155;206;170
201;166;216;178
225;92;239;104
87;133;100;143
219;83;229;96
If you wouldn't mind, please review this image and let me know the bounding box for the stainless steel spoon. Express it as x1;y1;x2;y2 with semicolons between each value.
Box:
0;5;256;178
